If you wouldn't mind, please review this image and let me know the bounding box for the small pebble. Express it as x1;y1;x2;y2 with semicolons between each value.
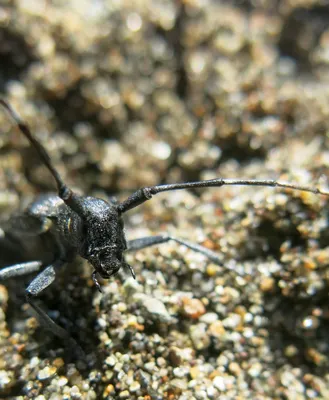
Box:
181;297;206;319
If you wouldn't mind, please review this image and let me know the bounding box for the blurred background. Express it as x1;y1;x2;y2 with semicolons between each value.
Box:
1;0;329;399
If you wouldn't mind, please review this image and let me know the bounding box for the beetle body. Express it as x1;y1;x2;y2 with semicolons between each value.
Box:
1;98;328;354
1;193;128;282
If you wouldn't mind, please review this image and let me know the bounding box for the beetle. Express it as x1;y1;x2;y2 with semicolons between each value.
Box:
0;98;328;351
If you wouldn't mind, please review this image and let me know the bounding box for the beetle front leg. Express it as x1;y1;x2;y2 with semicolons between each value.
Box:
25;261;85;358
0;261;43;279
127;235;244;275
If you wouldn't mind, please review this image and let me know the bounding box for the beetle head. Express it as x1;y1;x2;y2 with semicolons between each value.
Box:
87;245;135;292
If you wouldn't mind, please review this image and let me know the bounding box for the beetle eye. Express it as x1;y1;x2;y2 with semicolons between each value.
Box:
98;252;109;265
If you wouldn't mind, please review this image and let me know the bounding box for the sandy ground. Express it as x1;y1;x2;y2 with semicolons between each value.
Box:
0;0;329;398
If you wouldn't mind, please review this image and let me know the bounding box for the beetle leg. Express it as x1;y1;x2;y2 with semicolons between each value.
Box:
127;235;244;275
25;260;85;358
0;261;42;279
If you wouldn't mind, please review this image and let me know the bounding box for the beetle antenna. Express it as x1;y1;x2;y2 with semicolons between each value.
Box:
119;177;329;213
0;99;85;216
